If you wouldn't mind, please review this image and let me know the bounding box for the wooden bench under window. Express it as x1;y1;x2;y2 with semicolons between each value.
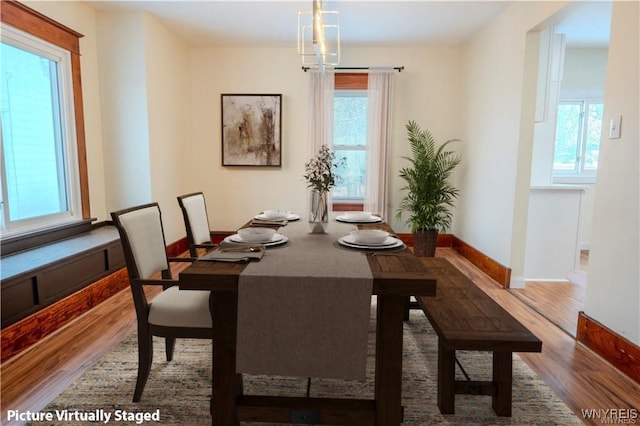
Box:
412;257;542;417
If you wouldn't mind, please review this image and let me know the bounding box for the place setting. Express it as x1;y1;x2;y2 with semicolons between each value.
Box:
337;229;406;253
224;227;289;248
200;228;288;263
251;209;300;227
335;211;383;224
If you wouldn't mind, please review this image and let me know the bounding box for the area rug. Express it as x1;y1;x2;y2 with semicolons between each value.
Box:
37;303;582;425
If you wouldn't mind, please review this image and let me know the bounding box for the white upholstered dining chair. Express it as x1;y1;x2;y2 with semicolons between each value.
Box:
177;192;216;257
110;202;213;402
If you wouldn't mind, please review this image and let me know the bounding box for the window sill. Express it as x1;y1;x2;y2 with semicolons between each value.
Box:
1;219;95;256
332;202;364;212
552;175;597;185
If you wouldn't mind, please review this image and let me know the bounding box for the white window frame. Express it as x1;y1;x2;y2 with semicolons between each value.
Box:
333;89;367;203
1;24;82;238
552;95;603;184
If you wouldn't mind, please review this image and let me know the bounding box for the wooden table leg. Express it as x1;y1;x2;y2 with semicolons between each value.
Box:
210;292;240;425
437;341;455;414
403;296;411;322
492;351;513;416
375;294;405;425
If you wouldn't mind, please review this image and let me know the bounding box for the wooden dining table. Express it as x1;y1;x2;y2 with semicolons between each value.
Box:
178;217;437;425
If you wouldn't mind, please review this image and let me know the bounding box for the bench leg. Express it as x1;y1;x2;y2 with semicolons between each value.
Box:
492;352;513;416
437;340;456;414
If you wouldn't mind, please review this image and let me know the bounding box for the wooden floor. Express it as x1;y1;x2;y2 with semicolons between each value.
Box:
2;248;639;425
510;250;588;337
510;280;585;336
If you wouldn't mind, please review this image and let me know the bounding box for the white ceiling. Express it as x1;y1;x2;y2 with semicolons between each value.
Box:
85;0;610;48
554;1;611;47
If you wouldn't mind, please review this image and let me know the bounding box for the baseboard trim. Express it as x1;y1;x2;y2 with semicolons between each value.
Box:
1;232;510;360
166;237;189;257
451;236;512;288
395;233;452;248
577;311;640;384
395;233;510;288
1;268;129;362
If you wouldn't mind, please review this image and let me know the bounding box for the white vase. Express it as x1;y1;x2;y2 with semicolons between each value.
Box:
309;190;329;234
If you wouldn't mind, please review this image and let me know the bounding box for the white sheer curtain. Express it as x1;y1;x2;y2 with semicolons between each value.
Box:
365;68;394;220
308;71;335;155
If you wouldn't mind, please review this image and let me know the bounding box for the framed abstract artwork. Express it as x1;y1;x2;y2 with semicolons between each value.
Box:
221;94;282;167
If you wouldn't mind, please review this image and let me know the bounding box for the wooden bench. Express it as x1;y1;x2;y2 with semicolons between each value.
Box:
411;257;542;417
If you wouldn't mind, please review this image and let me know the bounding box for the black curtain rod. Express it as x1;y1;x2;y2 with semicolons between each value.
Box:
302;66;404;72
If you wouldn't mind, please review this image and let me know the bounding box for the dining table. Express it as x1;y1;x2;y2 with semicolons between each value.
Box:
178;214;437;425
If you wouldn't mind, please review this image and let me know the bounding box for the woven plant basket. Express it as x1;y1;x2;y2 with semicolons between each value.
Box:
413;230;438;257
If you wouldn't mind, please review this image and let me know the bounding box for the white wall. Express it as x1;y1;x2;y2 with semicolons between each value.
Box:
530;47;608;249
559;48;608;248
188;45;464;232
561;48;608;93
585;1;640;344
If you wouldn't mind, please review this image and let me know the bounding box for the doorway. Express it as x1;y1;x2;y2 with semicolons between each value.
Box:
514;2;611;337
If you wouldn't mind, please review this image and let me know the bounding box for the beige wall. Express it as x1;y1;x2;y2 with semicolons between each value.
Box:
143;13;192;244
23;0;639;344
586;0;639;344
94;10;192;244
95;10;152;213
29;2;194;244
23;0;108;224
462;0;639;344
188;45;464;232
458;1;567;271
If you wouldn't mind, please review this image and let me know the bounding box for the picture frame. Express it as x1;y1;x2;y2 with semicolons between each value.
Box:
221;94;282;167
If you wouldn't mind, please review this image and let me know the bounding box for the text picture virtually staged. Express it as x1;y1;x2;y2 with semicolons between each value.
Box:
1;0;638;425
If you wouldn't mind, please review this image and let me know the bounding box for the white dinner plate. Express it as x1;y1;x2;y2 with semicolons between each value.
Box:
254;213;301;221
225;233;289;247
336;215;382;223
342;234;397;247
338;236;404;250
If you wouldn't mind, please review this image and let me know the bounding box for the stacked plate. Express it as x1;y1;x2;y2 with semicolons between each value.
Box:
336;211;382;224
225;227;288;247
254;210;300;221
338;230;404;250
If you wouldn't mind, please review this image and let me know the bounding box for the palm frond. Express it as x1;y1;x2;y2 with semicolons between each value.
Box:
396;121;462;233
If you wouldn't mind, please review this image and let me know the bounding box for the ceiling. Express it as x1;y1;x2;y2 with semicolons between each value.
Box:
85;0;610;49
554;1;611;47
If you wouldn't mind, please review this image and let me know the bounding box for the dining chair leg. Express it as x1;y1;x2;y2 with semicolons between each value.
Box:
165;337;176;361
133;331;153;402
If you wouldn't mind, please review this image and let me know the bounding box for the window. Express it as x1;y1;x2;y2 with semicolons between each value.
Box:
332;73;368;208
333;91;367;202
553;99;603;183
0;2;88;239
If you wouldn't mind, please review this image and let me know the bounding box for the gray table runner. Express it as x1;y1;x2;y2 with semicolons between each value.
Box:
236;219;373;380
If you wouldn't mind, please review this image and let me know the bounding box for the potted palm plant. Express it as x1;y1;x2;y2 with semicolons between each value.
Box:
396;120;461;257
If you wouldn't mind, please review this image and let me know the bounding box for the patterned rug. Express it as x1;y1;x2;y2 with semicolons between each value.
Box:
39;304;582;425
